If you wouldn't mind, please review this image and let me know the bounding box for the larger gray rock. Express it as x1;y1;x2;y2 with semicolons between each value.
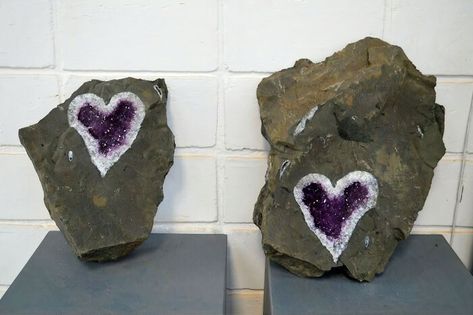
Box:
19;78;175;261
254;37;445;281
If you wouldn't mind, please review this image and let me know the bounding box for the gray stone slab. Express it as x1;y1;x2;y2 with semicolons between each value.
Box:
0;231;227;315
264;235;473;315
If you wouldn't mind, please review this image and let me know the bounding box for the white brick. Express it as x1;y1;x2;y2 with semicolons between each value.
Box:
0;154;50;220
0;75;59;145
226;290;263;315
166;77;217;147
415;159;460;226
451;231;473;271
223;158;267;223
0;230;47;285
384;0;473;75
157;156;217;222
224;0;384;72
436;83;473;153
225;77;270;150
456;160;473;227
225;227;265;289
61;0;218;71
64;75;217;148
0;0;54;68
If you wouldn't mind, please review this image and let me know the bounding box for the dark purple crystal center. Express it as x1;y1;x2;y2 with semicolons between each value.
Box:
77;99;136;155
302;181;369;239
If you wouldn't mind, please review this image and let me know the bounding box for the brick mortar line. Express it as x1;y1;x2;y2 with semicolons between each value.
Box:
0;222;57;229
0;151;464;161
0;68;471;80
412;226;465;230
0;221;264;233
0;146;270;158
0;146;468;160
0;69;219;76
0;220;469;232
226;288;264;294
451;227;473;234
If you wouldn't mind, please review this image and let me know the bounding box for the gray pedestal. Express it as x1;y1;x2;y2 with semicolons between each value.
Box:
0;232;227;315
264;235;473;315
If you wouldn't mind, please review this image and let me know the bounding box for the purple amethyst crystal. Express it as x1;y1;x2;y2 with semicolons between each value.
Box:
302;181;369;240
77;99;135;155
293;171;378;262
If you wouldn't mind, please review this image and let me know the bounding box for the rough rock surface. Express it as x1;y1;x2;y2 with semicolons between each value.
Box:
253;37;445;281
19;78;175;261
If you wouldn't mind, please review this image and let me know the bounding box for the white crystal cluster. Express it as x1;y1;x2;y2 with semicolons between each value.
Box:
293;171;378;263
68;92;146;177
293;105;319;136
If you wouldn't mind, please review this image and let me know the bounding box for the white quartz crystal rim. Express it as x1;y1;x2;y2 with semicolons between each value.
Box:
68;92;146;177
293;105;319;136
293;171;378;263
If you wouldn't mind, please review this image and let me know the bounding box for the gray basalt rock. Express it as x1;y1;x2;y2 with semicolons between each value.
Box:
253;37;445;281
19;78;175;261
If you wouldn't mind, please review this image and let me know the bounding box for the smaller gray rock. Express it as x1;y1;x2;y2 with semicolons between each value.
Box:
19;78;175;261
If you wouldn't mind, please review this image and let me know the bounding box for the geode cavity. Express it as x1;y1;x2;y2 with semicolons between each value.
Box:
19;78;175;261
294;171;378;263
254;37;445;281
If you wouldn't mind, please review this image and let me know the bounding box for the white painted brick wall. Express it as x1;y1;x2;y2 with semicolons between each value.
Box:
0;0;54;68
435;82;473;153
0;153;49;220
60;0;218;71
225;77;270;150
0;75;59;145
157;156;217;222
225;226;266;289
223;157;267;223
1;0;473;311
224;0;385;72
384;0;473;75
415;158;461;226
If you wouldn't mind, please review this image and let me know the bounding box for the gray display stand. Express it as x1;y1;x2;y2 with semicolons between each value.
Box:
0;232;227;315
264;235;473;315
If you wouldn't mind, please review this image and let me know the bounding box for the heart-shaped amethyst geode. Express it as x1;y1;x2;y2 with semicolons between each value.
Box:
68;92;145;177
253;37;446;281
19;78;175;261
294;171;378;262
